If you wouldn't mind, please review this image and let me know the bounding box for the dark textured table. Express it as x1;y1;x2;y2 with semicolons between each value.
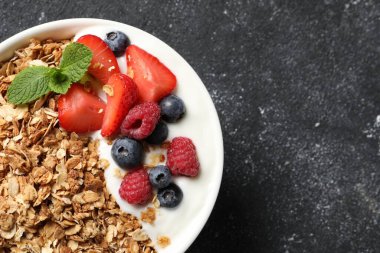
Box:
1;1;380;252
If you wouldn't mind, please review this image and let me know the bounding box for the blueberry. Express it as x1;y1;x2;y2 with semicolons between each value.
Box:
145;121;169;144
157;183;183;208
149;165;171;189
159;95;186;123
104;31;130;57
111;137;143;169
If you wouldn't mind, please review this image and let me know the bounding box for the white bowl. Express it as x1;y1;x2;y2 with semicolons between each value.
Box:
0;18;223;253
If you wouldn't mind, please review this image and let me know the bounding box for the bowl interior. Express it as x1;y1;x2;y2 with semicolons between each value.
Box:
0;19;223;253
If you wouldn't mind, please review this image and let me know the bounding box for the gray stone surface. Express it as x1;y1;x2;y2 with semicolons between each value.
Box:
1;0;380;252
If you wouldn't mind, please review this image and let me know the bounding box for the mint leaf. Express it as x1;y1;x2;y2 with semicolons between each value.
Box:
7;43;93;105
60;42;92;82
7;66;51;105
47;68;71;94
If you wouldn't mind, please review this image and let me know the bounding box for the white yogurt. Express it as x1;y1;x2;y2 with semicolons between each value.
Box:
73;24;223;253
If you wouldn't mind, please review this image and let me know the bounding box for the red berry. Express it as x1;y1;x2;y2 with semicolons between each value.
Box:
166;137;200;177
101;73;139;137
120;102;161;140
77;34;120;84
119;167;152;204
126;45;176;102
58;84;106;133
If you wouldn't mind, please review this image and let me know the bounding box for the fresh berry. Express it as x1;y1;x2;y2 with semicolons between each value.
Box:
77;34;120;84
58;84;106;133
101;73;138;137
119;167;152;204
126;45;176;102
157;183;183;208
167;137;200;177
104;31;130;57
111;137;143;169
146;121;168;144
160;95;185;122
149;165;171;189
120;102;160;140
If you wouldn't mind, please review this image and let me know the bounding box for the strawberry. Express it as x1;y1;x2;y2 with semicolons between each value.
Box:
126;45;176;102
77;34;120;84
166;137;200;177
101;73;138;137
58;84;106;133
119;167;152;204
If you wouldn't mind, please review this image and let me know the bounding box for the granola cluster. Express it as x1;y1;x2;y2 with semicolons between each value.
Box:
0;39;156;252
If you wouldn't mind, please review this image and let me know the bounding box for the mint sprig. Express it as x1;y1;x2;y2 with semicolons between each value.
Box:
7;42;93;105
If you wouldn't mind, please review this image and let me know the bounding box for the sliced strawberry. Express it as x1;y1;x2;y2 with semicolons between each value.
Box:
77;35;120;84
101;73;139;137
58;84;106;133
126;45;176;102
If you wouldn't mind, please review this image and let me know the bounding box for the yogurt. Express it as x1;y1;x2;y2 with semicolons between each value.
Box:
73;25;223;253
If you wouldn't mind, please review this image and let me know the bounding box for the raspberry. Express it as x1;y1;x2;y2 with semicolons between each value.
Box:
166;137;200;177
119;167;152;204
121;102;160;140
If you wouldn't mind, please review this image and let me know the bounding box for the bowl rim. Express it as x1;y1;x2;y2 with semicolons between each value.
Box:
0;18;224;253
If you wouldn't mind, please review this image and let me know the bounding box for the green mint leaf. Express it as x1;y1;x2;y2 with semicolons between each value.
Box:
47;68;71;94
7;43;93;105
7;66;51;105
60;42;92;82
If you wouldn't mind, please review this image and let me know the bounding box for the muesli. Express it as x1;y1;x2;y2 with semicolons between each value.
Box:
0;39;155;253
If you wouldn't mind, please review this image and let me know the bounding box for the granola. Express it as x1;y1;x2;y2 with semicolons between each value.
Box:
140;207;156;225
157;236;170;249
0;39;156;252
